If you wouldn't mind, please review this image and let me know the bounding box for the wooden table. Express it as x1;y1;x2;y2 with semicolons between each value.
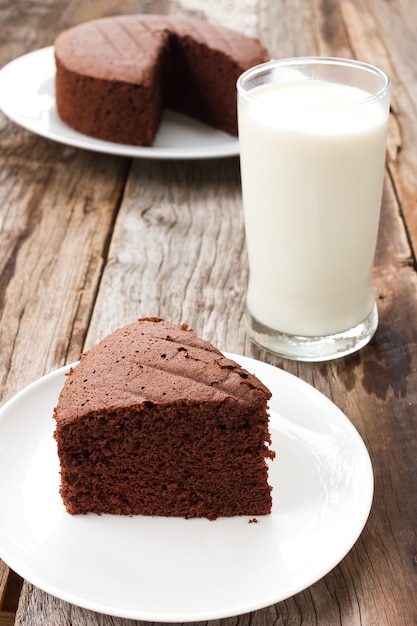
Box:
1;0;416;624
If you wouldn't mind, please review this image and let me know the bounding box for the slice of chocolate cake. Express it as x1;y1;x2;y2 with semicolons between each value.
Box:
53;318;275;519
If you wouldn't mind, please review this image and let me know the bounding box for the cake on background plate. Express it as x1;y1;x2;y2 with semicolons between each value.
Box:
53;318;275;519
54;14;270;145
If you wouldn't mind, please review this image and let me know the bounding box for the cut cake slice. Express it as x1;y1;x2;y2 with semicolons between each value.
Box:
53;318;275;519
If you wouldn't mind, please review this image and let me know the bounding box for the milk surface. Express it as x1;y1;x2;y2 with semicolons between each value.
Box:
238;79;389;337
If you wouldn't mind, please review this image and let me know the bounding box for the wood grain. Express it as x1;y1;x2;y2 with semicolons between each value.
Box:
0;135;129;400
0;565;20;626
0;562;7;614
84;157;248;352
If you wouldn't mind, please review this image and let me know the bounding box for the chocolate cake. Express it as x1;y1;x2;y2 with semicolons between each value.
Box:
54;14;269;145
53;318;275;519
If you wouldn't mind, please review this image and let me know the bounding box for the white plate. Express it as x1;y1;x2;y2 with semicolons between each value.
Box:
0;354;373;622
0;47;239;159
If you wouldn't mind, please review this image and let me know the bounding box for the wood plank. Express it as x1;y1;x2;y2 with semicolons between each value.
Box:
366;0;417;256
0;562;8;608
0;134;129;401
84;158;247;351
0;0;138;391
0;566;22;626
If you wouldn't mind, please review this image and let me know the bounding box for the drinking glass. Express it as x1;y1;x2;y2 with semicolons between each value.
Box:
237;57;390;361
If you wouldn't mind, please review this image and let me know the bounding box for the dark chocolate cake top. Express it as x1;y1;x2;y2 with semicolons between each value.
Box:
54;318;271;425
54;14;269;84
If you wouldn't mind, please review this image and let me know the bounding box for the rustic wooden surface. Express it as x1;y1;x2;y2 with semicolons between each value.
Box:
1;0;417;624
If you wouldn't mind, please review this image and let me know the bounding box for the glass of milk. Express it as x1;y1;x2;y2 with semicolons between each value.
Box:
237;57;390;361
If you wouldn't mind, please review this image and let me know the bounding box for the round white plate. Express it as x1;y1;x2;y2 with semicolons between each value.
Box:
0;47;240;159
0;354;373;622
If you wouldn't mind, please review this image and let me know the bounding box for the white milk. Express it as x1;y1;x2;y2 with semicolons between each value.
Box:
238;79;389;337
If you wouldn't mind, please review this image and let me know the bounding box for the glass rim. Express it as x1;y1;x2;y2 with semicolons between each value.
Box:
237;56;391;107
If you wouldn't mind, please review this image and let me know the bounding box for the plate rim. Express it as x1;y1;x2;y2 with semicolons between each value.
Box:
0;353;373;621
0;46;240;160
